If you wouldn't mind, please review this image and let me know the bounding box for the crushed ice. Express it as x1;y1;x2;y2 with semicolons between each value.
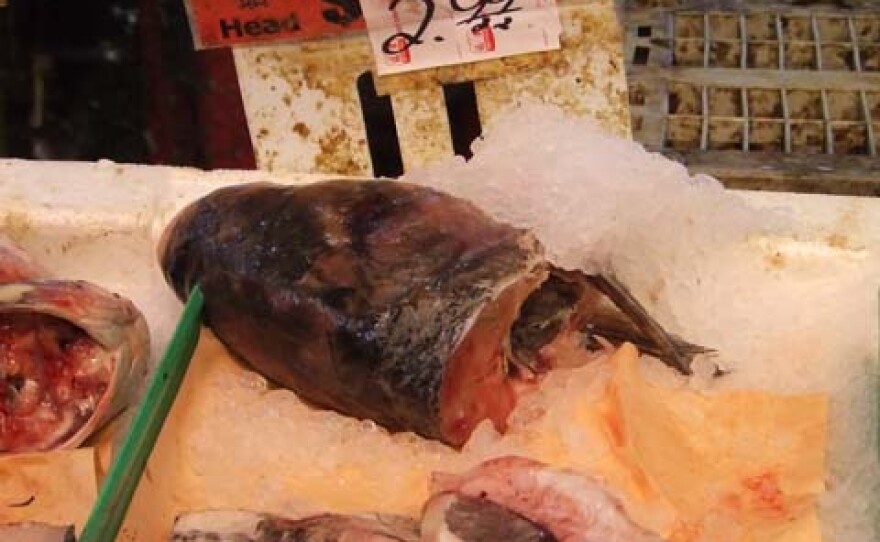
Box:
405;105;879;541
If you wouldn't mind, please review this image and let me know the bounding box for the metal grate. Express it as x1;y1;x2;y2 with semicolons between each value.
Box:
662;85;877;155
624;2;880;195
669;12;880;71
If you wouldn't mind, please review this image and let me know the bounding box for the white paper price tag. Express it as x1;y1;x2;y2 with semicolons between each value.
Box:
362;0;562;75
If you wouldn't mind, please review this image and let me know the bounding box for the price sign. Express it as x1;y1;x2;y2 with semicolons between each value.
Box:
361;0;562;75
184;0;366;49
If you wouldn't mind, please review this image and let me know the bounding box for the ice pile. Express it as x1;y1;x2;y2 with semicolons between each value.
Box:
144;107;878;542
405;105;879;541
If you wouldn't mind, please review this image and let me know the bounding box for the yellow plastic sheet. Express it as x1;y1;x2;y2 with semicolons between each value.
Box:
590;345;827;542
0;447;98;532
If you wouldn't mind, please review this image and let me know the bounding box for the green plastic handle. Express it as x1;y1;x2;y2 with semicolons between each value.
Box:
79;285;204;542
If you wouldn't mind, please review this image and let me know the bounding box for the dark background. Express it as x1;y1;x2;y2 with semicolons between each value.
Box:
0;0;255;169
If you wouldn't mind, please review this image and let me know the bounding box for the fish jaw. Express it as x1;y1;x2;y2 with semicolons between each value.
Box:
0;280;150;453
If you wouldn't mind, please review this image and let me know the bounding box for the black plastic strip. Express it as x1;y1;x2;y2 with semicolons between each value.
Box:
356;71;404;178
442;81;482;160
633;45;650;65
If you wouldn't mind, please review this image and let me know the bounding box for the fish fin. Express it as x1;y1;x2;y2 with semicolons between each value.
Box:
586;274;713;375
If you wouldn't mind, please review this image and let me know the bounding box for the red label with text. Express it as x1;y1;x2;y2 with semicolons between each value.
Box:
185;0;366;49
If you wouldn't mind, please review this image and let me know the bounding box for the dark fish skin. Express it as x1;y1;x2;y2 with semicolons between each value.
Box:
421;493;556;542
260;514;420;541
160;180;545;445
170;510;420;541
160;180;704;447
428;457;664;542
0;522;76;541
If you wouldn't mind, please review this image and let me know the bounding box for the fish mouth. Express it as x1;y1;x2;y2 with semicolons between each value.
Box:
0;279;149;453
439;268;708;447
438;267;610;447
439;265;549;447
508;269;611;373
0;311;112;453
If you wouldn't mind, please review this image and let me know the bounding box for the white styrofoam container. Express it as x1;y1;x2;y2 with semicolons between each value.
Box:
1;158;878;540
